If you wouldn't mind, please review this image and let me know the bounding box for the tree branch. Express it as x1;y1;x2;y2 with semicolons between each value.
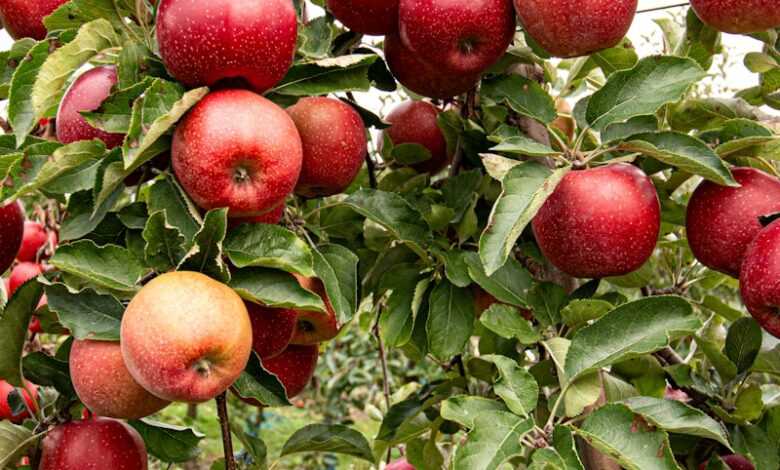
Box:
372;305;392;463
216;393;237;470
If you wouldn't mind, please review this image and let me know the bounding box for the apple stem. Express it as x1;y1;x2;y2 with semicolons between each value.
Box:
448;87;477;178
216;392;237;470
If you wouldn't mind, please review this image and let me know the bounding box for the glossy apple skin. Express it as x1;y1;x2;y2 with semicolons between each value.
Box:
532;163;660;279
0;0;68;39
246;302;298;360
740;220;780;338
172;89;303;217
40;417;148;470
263;345;319;399
382;100;450;175
290;275;339;345
8;262;43;297
0;380;37;423
56;66;125;149
384;34;480;99
286;97;367;198
399;0;515;75
687;168;780;278
515;0;637;58
387;458;416;470
156;0;296;93
698;454;755;470
328;0;399;35
690;0;780;34
121;271;252;403
17;221;50;262
70;340;170;420
0;202;24;274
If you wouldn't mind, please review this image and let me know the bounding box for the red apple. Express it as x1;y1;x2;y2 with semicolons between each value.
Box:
0;0;68;39
398;0;515;75
741;220;780;337
0;202;24;274
228;203;286;228
16;221;51;262
246;302;298;360
0;380;37;423
290;275;339;345
56;66;125;149
8;262;43;297
40;417;148;470
387;458;416;470
384;33;480;99
532;163;660;279
286;97;367;197
70;340;170;419
690;0;780;34
121;271;252;403
156;0;297;93
687;168;780;278
263;344;319;398
515;0;637;58
699;454;755;470
172;89;303;218
327;0;399;35
382;100;450;174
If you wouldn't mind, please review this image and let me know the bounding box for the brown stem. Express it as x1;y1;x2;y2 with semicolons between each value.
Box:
372;306;392;463
448;87;477;178
216;393;237;470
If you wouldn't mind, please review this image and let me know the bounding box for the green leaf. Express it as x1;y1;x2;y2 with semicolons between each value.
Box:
453;411;534;470
734;384;763;422
32;19;120;118
44;284;123;341
178;208;230;283
565;296;700;381
442;169;482;222
0;422;37;468
480;355;539;417
273;54;378;96
229;267;326;312
50;240;147;294
698;336;738;381
733;425;778;470
8;40;49;146
426;280;474;361
297;16;334;59
465;252;533;308
59;189;122;242
379;264;420;348
586;55;705;131
231;352;291;406
80;77;154;134
143;211;188;273
480;304;540;344
146;177;200;243
543;338;602;417
443;250;472;288
724;317;762;374
129;420;204;463
391;143;432;165
0;281;43;386
44;0;133;31
281;424;374;463
527;282;568;327
560;299;614;328
479;162;569;275
224;223;314;277
489;131;561;157
576;404;680;470
375;399;431;445
481;75;557;124
22;352;74;398
312;244;359;325
441;395;509;429
620;132;736;186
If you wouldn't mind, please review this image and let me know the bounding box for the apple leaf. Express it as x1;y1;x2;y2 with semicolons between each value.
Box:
441;396;509;429
143;211;188;273
480;354;539;417
464;252;533;308
0;38;36;99
0;281;44;386
129;420;205;463
480;304;540;344
452;410;534;470
426;280;474;361
543;337;602;417
272;54;378;96
733;425;778;470
481;75;557;124
724;317;762;373
281;424;374;464
375;398;434;449
379;264;423;348
231;352;291;407
44;0;134;32
45;284;123;341
178;208;231;283
8;40;49;147
0;421;38;469
22;351;75;399
81;77;155;134
146;177;201;243
225;223;314;277
313;244;359;325
442;169;483;223
59;188;122;242
229;267;326;312
560;299;614;328
50;240;148;295
488;126;561;157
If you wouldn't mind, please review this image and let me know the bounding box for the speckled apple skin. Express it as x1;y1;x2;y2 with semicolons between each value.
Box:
387;458;416;470
263;344;319;398
70;340;170;420
40;418;148;470
17;221;49;262
384;34;480;99
532;163;660;279
383;100;450;175
172;89;303;217
399;0;515;75
291;275;339;345
0;380;37;423
246;302;298;360
515;0;637;58
56;66;125;149
691;0;780;33
328;0;400;35
156;0;297;92
287;97;367;198
0;202;24;274
687;168;780;278
8;262;43;296
0;0;68;39
120;271;252;403
741;220;780;338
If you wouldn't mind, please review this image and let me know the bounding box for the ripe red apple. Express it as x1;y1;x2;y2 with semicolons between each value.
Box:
56;66;125;149
690;0;780;34
0;202;24;274
172;89;303;218
0;0;68;39
40;417;148;470
287;97;367;197
398;0;515;75
70;339;170;419
515;0;637;58
246;302;298;360
8;262;43;297
16;221;52;262
384;34;480;99
0;380;37;423
263;344;319;398
327;0;399;35
121;271;252;403
228;203;286;228
532;163;660;279
290;275;339;345
382;100;451;174
687;168;780;278
156;0;297;93
741;220;780;337
699;454;755;470
387;458;416;470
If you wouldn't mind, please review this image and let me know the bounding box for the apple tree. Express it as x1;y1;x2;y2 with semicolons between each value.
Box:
0;0;778;469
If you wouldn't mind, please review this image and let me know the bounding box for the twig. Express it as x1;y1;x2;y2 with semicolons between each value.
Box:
448;87;477;177
216;393;237;470
372;305;392;464
346;91;378;189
